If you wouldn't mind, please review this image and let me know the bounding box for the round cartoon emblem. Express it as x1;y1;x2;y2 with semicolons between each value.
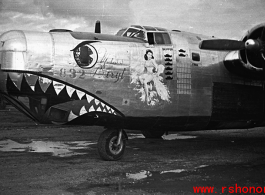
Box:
72;42;98;69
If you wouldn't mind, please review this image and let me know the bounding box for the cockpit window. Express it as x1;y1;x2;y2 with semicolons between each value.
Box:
132;30;146;39
122;28;146;40
116;28;127;36
116;26;171;44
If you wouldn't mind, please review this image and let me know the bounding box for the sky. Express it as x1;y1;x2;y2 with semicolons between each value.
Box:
0;0;264;39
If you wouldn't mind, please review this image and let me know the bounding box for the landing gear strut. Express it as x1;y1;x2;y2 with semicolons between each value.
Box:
97;129;127;161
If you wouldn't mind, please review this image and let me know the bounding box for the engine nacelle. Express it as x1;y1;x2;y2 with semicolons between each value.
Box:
224;23;265;79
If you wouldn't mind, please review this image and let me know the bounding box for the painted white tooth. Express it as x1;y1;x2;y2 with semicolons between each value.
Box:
102;108;107;113
96;107;102;112
66;86;75;97
53;81;65;95
89;106;95;112
79;106;87;116
101;102;106;107
39;77;52;84
76;90;85;100
24;74;38;90
38;77;52;93
86;95;94;103
68;111;78;121
53;81;59;85
94;99;100;106
106;105;110;110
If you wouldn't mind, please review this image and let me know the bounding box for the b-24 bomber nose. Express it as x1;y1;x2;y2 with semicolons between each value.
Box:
0;30;27;71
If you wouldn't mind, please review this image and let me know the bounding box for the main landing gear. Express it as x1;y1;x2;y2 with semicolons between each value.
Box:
97;129;128;161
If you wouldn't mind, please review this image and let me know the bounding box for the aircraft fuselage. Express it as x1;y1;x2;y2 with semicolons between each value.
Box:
0;28;263;132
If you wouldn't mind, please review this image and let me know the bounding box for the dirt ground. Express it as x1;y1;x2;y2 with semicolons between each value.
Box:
1;106;265;195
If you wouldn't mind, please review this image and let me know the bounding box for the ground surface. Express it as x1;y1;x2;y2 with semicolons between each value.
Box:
1;106;265;195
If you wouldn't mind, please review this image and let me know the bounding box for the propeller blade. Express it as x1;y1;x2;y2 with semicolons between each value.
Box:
199;39;245;51
95;20;101;34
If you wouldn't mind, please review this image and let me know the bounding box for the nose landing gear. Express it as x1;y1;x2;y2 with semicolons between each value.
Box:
97;129;127;161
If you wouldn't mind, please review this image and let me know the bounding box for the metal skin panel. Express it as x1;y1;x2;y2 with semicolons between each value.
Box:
23;31;54;71
0;28;264;131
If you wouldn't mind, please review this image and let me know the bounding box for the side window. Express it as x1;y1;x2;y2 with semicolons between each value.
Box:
155;33;164;44
147;32;155;44
192;52;200;62
147;32;172;45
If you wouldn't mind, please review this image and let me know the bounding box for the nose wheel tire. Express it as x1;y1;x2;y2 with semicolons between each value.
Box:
98;129;126;161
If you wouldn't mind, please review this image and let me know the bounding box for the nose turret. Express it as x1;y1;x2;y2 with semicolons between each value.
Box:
0;30;54;73
0;30;27;71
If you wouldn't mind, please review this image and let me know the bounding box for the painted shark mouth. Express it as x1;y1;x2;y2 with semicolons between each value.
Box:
5;73;121;124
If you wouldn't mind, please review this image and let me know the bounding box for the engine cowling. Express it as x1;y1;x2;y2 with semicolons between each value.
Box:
224;23;265;79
